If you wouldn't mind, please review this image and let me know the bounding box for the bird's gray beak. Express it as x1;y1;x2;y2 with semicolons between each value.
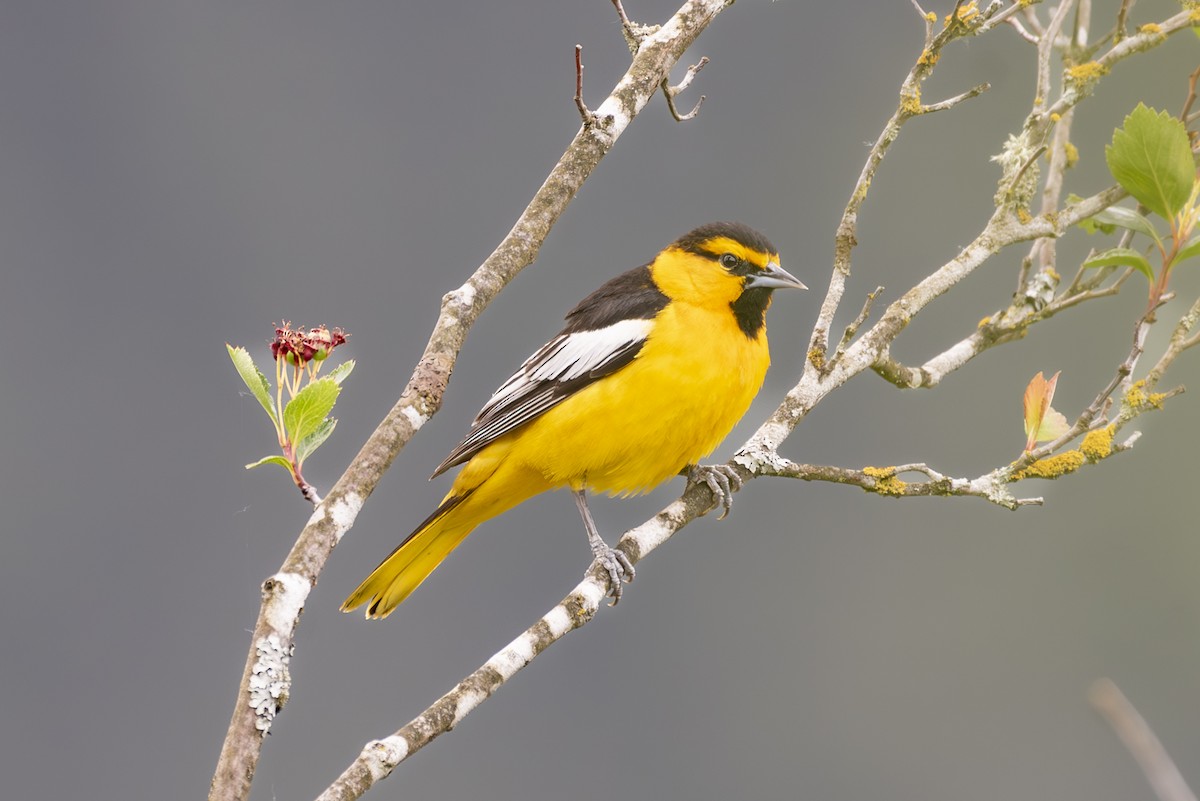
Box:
746;262;807;291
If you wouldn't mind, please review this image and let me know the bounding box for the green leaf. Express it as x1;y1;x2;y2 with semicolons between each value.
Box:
1105;103;1195;219
227;344;278;425
283;377;341;446
325;359;355;386
245;454;295;474
295;417;337;467
1089;206;1163;246
1070;194;1117;235
1082;247;1155;282
1172;236;1200;268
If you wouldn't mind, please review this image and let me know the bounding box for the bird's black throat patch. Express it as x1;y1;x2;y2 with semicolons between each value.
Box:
731;286;772;338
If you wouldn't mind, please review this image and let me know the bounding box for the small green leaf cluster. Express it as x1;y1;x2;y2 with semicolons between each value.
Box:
227;323;354;493
1081;104;1200;303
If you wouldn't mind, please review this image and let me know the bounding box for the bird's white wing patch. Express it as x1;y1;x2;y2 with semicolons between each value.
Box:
482;318;653;416
434;318;653;475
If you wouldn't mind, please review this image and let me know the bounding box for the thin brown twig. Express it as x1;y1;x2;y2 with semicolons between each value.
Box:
574;45;591;123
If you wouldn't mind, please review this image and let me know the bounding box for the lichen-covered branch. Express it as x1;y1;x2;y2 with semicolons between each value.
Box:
314;481;715;801
208;3;735;800
756;459;1044;510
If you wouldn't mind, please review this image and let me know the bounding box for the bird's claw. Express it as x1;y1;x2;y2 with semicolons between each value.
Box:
590;542;635;605
687;463;743;519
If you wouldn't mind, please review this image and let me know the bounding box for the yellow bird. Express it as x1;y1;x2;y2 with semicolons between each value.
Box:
342;222;805;618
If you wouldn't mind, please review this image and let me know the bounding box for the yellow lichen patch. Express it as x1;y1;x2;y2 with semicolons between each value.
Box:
944;0;980;27
807;347;825;371
1124;379;1167;411
917;48;940;67
1139;22;1162;34
1066;61;1109;87
863;466;907;496
977;315;992;328
900;88;922;115
1017;207;1032;224
1012;450;1086;480
925;11;937;23
1050;112;1061;122
1062;141;1079;168
1080;426;1115;462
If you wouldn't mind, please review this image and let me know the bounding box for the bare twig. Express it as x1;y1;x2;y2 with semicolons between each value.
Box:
1006;16;1040;45
808;3;990;370
978;0;1040;35
661;57;709;121
1090;679;1199;801
830;287;883;372
1114;0;1134;43
574;45;591;123
1146;294;1200;388
921;82;990;113
611;0;635;40
1035;0;1075;112
1021;2;1046;37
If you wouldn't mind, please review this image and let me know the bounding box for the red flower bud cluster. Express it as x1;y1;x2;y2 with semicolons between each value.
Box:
270;322;348;366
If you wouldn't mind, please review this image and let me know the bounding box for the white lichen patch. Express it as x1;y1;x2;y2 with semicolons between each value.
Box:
453;687;489;726
991;133;1040;209
402;404;428;433
543;605;573;639
263;571;311;633
490;633;536;680
325;491;364;541
365;737;408;779
249;634;292;733
451;284;476;308
734;445;790;475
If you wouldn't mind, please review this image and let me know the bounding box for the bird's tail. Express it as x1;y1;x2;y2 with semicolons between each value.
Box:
340;492;478;618
341;451;548;619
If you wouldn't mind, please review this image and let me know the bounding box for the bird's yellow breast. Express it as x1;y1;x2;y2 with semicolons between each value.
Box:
506;299;771;495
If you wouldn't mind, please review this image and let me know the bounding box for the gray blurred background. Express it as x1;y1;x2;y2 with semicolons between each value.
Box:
1;2;1198;800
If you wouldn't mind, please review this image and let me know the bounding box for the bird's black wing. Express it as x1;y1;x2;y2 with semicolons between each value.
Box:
431;264;667;477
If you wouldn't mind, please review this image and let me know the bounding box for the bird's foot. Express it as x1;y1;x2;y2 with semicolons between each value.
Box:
687;463;743;519
589;540;635;605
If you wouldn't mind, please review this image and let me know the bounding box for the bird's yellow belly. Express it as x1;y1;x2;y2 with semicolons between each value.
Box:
508;303;771;495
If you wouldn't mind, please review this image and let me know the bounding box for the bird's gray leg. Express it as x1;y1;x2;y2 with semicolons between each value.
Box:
573;489;635;604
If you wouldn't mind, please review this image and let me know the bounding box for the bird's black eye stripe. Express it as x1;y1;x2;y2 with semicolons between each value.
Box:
720;253;740;270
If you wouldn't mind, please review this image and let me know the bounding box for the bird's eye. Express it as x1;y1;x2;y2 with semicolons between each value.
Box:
720;253;739;270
